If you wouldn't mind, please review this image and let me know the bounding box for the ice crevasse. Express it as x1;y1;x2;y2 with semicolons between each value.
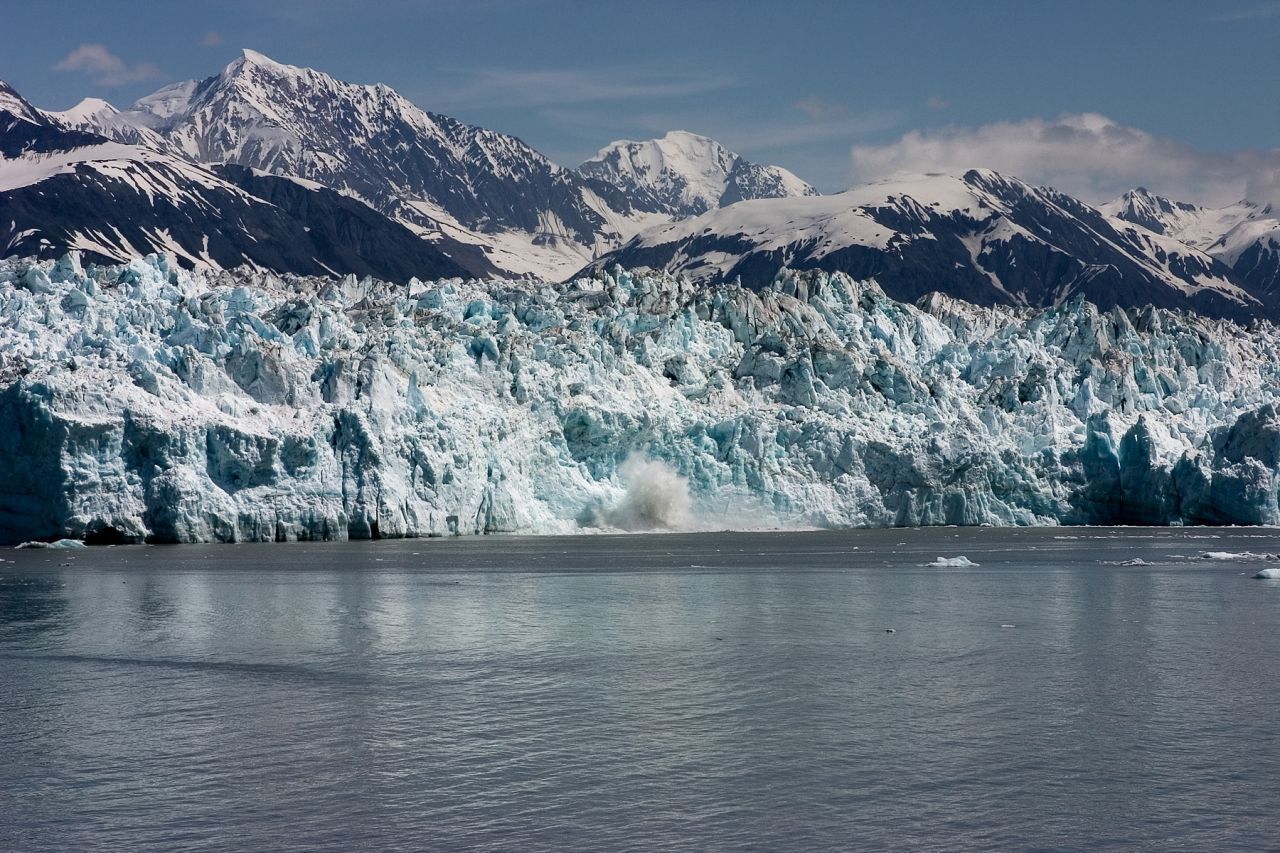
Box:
4;252;1280;544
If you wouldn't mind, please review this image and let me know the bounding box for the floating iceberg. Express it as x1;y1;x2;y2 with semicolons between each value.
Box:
15;539;88;549
6;253;1280;544
925;556;979;567
1253;568;1280;579
1198;551;1276;561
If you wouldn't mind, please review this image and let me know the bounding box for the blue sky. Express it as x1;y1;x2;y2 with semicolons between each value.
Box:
3;0;1278;203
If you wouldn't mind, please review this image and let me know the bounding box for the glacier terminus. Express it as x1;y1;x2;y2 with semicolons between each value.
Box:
4;253;1280;545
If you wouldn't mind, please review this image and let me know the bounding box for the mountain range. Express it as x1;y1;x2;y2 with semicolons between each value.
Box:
2;49;1278;321
584;169;1266;320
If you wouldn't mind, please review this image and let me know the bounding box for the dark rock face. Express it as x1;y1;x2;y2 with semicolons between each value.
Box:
1107;189;1280;311
0;110;471;282
211;165;481;280
1228;238;1280;302
587;170;1267;321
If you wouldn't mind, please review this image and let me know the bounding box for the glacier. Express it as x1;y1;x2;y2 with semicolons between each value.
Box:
4;252;1280;545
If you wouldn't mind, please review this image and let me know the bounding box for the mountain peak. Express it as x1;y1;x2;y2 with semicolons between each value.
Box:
1102;186;1203;235
580;131;815;218
662;129;711;140
0;80;46;125
48;97;119;125
658;129;723;149
235;48;294;73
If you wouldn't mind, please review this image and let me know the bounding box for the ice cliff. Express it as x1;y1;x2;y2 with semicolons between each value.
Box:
4;253;1280;544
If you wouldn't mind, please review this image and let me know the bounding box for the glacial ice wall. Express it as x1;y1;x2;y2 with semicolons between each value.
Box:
3;253;1280;544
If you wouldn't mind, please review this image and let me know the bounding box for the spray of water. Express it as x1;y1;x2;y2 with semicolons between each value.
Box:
604;452;694;531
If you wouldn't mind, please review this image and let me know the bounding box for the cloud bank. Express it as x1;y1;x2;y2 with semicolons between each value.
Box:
850;113;1280;207
52;44;162;87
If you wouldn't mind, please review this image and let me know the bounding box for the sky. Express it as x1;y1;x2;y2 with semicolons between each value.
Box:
3;0;1279;205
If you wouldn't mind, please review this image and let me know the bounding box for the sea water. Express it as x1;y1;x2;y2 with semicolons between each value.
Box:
2;527;1278;851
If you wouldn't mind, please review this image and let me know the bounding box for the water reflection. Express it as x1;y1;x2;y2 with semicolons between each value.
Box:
0;573;68;644
1;528;1278;852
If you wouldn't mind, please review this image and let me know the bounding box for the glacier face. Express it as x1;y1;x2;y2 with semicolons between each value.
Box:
4;253;1280;545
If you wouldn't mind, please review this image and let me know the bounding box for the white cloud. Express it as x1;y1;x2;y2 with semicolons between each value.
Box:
427;66;735;109
793;95;847;121
850;113;1280;207
52;44;163;87
1208;2;1280;22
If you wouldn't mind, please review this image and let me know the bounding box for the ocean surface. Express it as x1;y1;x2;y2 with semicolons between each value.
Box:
2;527;1278;851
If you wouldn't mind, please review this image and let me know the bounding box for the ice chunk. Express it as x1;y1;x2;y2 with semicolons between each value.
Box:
1253;567;1280;579
1199;551;1274;561
925;556;978;567
15;539;88;549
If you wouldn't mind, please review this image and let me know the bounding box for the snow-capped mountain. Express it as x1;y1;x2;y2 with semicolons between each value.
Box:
8;255;1280;544
578;130;817;218
583;169;1263;320
76;50;638;279
1099;187;1221;242
1103;187;1280;301
49;51;822;280
10;50;1279;321
1212;213;1280;298
0;93;470;280
0;81;47;126
45;97;171;150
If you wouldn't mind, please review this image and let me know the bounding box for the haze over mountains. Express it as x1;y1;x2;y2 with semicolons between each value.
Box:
2;49;1278;320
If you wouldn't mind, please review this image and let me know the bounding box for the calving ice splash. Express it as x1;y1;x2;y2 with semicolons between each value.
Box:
7;253;1280;544
597;453;695;531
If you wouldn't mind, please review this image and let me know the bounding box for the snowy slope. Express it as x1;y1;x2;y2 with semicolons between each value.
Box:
1104;187;1280;301
585;169;1262;320
56;52;823;280
1098;188;1247;247
0;102;470;280
92;50;656;279
7;254;1280;543
0;81;47;125
578;130;817;217
44;97;172;151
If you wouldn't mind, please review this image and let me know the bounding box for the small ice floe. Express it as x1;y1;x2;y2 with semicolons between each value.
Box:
1253;568;1280;579
15;539;87;550
1104;558;1155;566
1000;624;1017;629
1198;551;1278;561
924;556;978;567
885;628;896;633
